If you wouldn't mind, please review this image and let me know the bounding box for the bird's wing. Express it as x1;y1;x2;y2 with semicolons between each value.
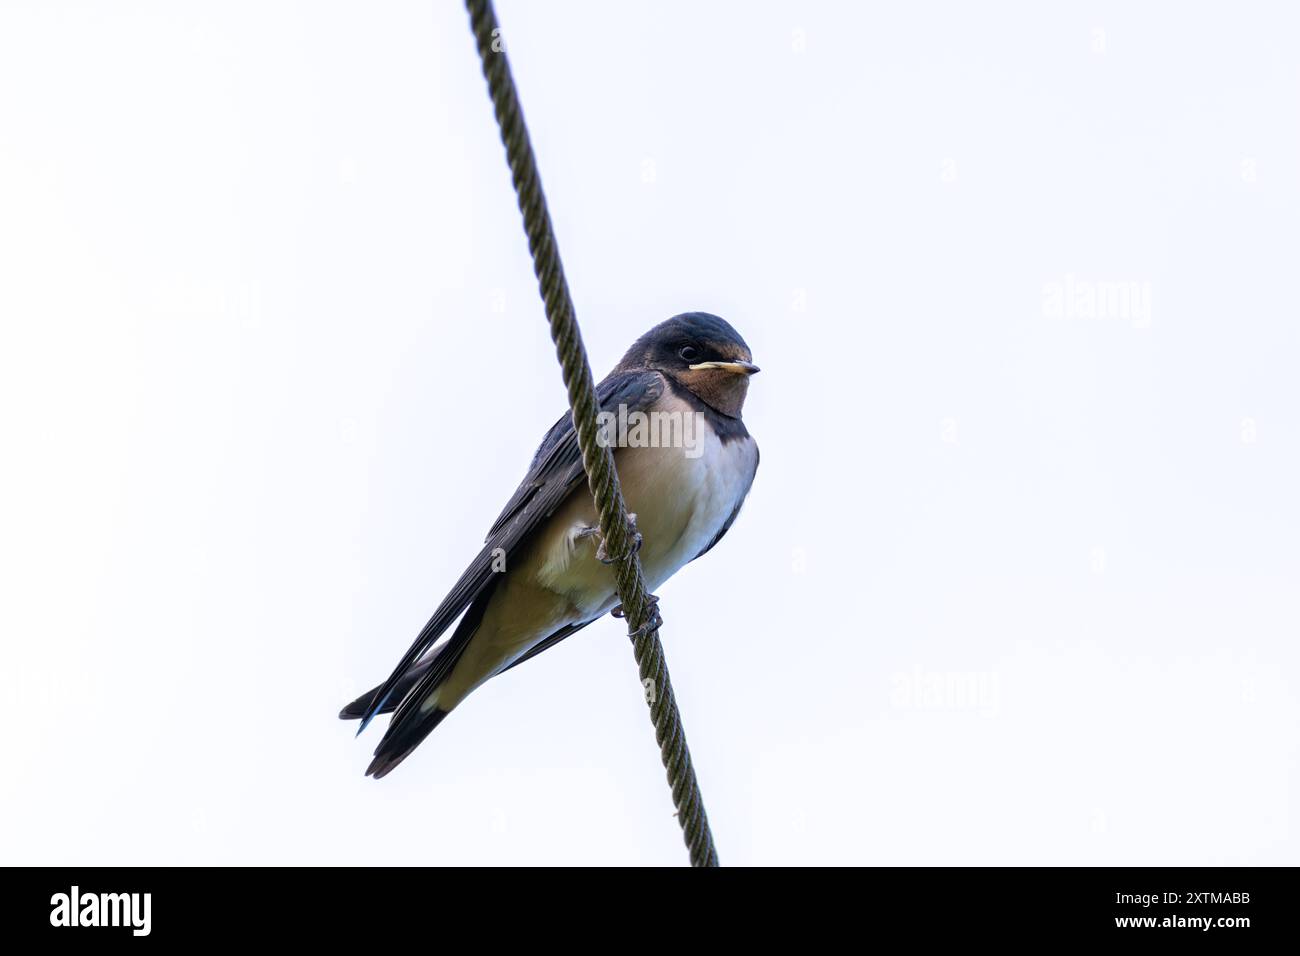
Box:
356;369;666;732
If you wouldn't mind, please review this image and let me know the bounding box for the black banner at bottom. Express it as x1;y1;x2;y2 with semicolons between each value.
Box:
5;866;1290;943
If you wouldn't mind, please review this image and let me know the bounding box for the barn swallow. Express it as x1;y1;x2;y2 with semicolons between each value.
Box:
341;312;759;777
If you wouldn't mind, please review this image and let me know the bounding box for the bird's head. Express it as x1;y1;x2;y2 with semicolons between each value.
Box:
617;312;759;418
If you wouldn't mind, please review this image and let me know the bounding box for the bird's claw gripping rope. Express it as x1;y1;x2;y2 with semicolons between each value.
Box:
596;512;642;565
613;593;662;639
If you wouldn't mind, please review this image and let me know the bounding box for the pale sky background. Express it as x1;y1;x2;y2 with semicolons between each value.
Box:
1;1;1297;866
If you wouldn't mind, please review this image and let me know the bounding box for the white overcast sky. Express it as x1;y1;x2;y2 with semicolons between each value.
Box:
1;1;1297;865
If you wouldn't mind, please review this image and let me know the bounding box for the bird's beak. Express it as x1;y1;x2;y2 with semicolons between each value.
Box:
689;360;760;375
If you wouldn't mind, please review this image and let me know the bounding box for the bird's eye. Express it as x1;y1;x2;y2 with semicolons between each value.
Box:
678;345;700;362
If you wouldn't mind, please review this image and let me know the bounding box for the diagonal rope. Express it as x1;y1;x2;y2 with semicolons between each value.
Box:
464;0;718;867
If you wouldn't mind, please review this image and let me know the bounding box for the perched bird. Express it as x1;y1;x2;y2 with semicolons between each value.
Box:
342;312;759;777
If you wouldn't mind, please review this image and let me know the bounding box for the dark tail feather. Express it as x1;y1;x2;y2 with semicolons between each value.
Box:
355;591;492;778
338;654;438;720
365;707;451;779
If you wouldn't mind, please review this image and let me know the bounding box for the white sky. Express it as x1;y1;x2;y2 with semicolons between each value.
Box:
1;1;1297;865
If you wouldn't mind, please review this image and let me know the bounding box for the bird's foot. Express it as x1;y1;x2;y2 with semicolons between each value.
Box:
596;512;642;565
612;593;662;639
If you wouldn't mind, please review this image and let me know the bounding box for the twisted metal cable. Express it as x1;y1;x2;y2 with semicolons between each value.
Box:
464;0;718;867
